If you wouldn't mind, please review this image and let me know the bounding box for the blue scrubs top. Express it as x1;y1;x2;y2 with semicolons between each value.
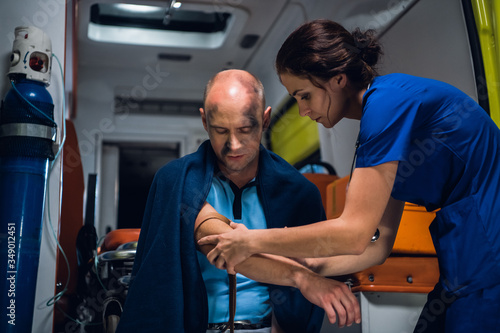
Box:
197;174;272;324
356;73;500;296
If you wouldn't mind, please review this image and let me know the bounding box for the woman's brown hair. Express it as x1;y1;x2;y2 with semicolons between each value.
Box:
276;19;382;90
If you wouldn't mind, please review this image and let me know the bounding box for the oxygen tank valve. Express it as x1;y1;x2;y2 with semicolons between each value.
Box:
8;26;52;85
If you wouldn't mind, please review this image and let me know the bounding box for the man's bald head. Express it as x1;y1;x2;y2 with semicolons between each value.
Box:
203;69;266;114
199;69;272;186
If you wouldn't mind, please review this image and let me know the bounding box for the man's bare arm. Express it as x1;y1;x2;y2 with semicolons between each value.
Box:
195;202;361;327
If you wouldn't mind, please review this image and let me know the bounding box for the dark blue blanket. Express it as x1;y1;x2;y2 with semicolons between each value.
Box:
116;141;325;332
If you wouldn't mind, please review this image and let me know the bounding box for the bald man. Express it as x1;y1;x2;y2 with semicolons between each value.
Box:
117;70;358;333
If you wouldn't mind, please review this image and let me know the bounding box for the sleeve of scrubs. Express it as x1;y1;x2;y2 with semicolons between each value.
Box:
356;87;422;168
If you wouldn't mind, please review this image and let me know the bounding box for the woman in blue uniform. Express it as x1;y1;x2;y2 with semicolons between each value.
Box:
199;19;500;332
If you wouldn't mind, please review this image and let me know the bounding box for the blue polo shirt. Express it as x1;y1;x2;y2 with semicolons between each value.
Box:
196;173;272;324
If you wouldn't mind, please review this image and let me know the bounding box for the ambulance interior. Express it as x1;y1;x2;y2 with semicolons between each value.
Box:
0;0;498;332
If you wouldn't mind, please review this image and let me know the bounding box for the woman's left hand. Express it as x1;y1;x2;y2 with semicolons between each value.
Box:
198;222;254;274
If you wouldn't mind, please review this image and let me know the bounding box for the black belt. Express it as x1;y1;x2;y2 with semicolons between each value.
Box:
208;320;271;331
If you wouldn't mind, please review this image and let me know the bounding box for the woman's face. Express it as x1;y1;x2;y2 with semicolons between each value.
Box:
280;72;352;128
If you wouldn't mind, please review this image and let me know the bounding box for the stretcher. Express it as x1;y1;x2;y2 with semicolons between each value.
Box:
76;229;139;333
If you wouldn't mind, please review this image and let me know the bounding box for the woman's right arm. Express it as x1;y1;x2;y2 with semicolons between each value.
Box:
303;196;405;277
200;161;401;272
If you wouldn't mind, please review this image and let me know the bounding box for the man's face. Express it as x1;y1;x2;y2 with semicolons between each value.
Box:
201;83;268;182
200;77;271;186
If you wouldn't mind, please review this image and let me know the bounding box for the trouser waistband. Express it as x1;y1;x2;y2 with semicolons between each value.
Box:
207;320;271;330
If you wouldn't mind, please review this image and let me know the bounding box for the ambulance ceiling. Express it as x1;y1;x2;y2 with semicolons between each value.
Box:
77;0;416;104
78;0;290;72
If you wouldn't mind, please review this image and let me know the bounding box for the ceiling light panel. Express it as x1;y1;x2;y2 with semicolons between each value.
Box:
87;2;248;49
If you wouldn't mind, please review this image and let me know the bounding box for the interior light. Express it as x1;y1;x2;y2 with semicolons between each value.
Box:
115;4;162;13
88;2;245;49
173;2;182;9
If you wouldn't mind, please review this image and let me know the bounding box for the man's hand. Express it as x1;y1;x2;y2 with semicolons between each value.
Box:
295;271;361;328
198;222;253;274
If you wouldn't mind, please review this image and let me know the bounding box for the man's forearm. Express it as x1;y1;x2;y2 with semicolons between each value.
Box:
235;252;314;288
195;208;314;287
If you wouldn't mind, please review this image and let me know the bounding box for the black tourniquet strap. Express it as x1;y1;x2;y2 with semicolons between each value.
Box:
195;213;236;333
228;273;236;333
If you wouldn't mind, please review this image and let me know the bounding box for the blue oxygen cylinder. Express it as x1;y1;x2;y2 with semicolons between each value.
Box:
0;26;56;332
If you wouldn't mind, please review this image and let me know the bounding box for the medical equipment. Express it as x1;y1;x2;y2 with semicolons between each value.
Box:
78;230;138;332
0;26;56;333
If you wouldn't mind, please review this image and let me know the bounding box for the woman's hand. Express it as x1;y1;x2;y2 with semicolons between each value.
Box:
198;222;255;274
296;271;361;327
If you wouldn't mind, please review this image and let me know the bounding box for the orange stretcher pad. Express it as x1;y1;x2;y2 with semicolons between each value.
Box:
322;176;439;293
302;173;339;212
99;228;141;253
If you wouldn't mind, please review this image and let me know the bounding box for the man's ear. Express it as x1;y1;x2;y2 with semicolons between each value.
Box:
200;108;208;131
263;106;272;130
